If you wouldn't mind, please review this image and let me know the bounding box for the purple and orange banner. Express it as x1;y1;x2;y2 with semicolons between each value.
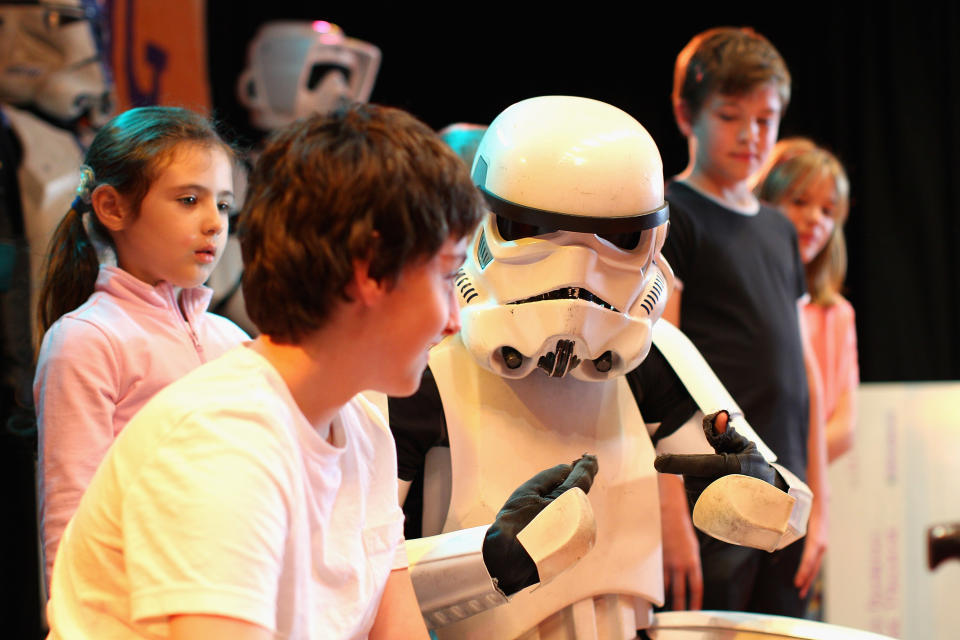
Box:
105;0;211;112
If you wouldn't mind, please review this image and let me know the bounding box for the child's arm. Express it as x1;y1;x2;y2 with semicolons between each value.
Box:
35;320;122;587
794;303;829;597
826;308;859;462
656;285;703;610
826;388;856;462
170;615;272;640
369;568;431;640
658;472;703;610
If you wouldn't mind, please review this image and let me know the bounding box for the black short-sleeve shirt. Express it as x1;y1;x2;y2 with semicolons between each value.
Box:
661;181;809;479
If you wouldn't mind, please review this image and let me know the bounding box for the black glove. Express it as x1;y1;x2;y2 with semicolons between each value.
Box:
653;411;785;511
482;454;598;596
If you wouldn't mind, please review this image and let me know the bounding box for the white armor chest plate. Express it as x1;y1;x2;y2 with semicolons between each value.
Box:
428;336;663;640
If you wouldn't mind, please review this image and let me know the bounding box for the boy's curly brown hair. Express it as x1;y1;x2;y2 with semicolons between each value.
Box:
240;102;484;344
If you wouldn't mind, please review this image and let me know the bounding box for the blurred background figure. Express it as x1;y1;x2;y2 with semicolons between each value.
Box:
0;0;113;134
206;19;381;336
0;0;113;346
437;122;486;167
754;137;858;622
0;1;113;635
237;19;380;131
755;138;858;465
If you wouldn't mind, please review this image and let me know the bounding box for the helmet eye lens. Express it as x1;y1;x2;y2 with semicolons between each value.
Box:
306;64;352;90
43;7;87;29
497;215;646;252
598;231;642;251
496;216;553;241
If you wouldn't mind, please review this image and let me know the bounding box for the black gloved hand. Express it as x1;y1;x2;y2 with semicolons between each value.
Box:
653;411;785;511
482;454;598;596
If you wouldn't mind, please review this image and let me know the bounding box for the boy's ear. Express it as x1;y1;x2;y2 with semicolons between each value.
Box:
350;258;389;307
673;99;695;137
90;184;131;232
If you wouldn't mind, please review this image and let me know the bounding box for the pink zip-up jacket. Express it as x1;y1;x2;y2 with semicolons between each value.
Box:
34;266;250;589
803;296;859;422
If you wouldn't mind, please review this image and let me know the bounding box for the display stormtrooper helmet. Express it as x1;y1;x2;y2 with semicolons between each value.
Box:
457;95;673;381
237;20;380;131
0;0;111;125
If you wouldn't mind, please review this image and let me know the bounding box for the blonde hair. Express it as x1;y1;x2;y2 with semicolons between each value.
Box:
755;137;850;305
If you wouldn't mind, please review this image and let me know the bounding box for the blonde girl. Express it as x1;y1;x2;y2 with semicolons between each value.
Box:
755;137;858;463
34;106;249;589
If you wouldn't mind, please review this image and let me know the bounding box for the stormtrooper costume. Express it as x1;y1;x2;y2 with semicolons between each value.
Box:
389;96;812;639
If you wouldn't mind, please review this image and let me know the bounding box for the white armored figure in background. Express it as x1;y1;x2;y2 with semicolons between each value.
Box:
213;19;381;333
0;0;112;427
237;19;380;131
391;96;812;639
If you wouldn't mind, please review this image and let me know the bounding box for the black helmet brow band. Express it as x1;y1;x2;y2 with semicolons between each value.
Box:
478;187;669;234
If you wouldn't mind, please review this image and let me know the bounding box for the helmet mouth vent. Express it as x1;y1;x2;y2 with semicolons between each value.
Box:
476;230;493;269
638;272;666;315
455;269;478;304
510;287;618;312
538;339;580;377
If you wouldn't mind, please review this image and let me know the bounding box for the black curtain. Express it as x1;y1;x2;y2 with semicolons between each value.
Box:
10;1;960;636
209;1;960;383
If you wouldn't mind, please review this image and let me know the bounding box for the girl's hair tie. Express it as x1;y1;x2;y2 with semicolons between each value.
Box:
70;195;89;214
75;165;96;211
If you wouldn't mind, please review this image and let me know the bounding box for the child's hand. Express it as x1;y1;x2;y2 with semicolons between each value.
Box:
794;496;827;597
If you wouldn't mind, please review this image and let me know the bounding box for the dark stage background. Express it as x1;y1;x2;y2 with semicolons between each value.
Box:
209;1;960;384
7;1;959;636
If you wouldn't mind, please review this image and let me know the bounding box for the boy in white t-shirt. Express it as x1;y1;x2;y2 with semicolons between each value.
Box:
45;103;593;639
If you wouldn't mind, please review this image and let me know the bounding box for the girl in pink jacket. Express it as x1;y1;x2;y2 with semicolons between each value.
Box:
34;107;249;589
756;138;859;464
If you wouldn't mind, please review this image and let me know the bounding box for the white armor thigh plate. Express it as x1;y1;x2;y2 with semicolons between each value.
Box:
429;336;663;640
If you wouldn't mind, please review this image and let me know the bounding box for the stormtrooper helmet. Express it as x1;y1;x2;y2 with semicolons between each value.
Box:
457;95;673;381
0;0;112;125
237;20;380;131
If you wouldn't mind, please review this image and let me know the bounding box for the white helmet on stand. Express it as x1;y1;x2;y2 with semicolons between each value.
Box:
237;20;380;130
0;0;112;125
457;95;673;381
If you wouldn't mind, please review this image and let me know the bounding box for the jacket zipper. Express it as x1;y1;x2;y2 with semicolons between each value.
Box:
168;287;204;363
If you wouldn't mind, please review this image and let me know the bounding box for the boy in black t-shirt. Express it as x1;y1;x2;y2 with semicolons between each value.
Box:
659;27;827;616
